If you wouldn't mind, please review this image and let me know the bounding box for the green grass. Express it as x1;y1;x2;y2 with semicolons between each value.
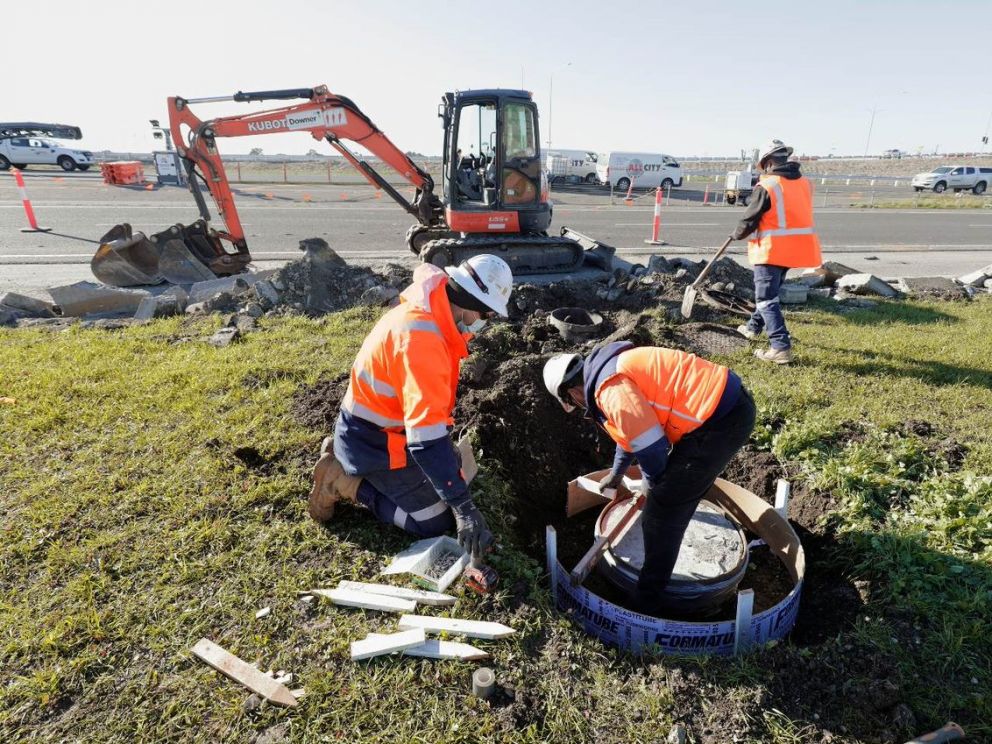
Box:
1;298;991;742
851;195;992;209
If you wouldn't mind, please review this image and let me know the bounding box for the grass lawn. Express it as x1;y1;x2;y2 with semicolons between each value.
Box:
1;298;990;743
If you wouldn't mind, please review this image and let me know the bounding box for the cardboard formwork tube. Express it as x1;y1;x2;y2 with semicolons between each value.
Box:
553;473;805;655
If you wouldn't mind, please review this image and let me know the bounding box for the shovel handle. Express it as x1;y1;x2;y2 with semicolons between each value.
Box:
689;236;734;290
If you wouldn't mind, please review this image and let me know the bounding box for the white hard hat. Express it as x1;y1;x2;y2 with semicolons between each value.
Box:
543;353;583;411
445;254;513;317
758;139;794;166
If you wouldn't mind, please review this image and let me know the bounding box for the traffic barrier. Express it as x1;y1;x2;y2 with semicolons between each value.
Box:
644;187;666;246
99;161;145;185
11;169;51;233
703;185;710;204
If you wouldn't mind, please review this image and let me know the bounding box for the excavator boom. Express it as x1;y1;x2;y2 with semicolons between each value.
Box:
94;85;444;285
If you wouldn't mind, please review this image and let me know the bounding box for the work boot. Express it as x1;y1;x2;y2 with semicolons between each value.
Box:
735;324;758;340
754;347;794;365
308;436;361;522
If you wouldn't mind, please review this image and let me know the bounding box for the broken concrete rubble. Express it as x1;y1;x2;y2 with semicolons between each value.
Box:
778;283;809;304
48;281;151;317
0;292;58;318
208;327;241;348
799;261;859;288
896;276;970;301
187;275;254;305
835;273;899;298
957;263;992;287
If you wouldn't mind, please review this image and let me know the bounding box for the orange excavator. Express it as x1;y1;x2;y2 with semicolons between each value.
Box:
93;85;612;286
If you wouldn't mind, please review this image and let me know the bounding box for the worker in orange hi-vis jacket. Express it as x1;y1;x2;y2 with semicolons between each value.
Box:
733;139;822;365
309;254;513;561
544;342;756;615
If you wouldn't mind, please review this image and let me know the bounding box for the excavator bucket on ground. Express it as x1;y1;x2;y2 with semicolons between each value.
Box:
91;224;164;286
92;221;250;287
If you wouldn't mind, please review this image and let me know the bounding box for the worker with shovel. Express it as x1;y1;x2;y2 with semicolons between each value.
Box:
308;254;513;561
733;139;822;364
543;343;756;615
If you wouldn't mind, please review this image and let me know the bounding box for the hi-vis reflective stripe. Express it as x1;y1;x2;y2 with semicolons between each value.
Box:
356;368;397;397
342;399;404;428
398;319;442;335
769;180;787;227
406;422;449;443
754;227;816;238
409;500;449;522
629;424;665;451
647;400;704;425
392;507;409;528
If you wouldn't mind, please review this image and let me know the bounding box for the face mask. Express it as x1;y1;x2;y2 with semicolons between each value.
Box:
457;318;487;335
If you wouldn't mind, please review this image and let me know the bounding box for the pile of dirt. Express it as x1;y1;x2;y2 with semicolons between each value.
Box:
272;239;411;316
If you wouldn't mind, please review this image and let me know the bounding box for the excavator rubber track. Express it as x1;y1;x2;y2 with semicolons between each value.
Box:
419;234;585;275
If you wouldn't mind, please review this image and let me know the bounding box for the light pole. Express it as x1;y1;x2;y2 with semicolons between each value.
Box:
547;62;572;151
863;106;879;159
982;108;992;153
149;119;173;151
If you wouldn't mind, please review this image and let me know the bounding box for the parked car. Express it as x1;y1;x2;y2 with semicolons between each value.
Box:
595;151;683;191
911;165;991;194
0;137;94;171
882;149;903;159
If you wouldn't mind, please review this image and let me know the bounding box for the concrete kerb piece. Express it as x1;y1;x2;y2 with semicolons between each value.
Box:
835;273;899;298
48;281;152;318
549;473;805;656
957;263;992;287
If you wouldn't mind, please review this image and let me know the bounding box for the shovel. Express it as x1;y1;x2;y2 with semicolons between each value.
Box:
680;236;735;319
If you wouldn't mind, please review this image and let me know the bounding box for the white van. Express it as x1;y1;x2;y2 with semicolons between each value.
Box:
545;149;599;183
596;151;683;191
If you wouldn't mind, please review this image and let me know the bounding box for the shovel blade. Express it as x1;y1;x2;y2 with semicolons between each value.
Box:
680;285;698;319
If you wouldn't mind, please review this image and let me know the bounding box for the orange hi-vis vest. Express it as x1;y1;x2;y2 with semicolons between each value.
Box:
337;269;468;472
596;347;730;447
747;174;822;268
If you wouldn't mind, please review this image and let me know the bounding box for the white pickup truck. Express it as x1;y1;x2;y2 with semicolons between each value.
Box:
911;165;991;194
0;137;94;171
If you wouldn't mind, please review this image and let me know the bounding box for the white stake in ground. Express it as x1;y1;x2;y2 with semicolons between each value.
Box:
351;629;427;661
398;614;515;640
312;587;416;613
335;581;457;607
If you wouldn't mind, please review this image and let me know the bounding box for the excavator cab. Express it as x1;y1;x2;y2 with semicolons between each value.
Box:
438;90;551;235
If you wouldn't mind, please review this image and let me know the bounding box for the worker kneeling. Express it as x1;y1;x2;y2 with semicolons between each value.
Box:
544;342;756;615
309;254;513;559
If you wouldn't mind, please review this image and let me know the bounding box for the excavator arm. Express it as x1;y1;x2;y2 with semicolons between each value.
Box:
167;84;443;261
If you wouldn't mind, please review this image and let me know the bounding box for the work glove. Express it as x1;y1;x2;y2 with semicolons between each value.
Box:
599;471;624;492
451;500;493;560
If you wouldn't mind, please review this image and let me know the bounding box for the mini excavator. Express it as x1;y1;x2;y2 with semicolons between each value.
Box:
93;85;612;286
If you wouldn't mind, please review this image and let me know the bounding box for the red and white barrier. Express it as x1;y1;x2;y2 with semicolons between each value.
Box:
644;186;666;246
703;184;710;205
12;169;51;233
623;179;635;205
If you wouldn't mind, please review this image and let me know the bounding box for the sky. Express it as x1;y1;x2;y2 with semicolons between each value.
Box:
7;0;992;158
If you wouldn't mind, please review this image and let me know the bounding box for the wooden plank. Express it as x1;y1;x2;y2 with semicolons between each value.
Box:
335;581;457;607
368;633;489;661
569;494;645;586
397;614;515;640
191;638;297;707
311;587;416;613
350;628;427;661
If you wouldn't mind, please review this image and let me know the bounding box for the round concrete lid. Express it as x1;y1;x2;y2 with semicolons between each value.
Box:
598;499;746;582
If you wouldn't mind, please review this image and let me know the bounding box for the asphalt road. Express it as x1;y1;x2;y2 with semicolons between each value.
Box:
2;170;990;296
